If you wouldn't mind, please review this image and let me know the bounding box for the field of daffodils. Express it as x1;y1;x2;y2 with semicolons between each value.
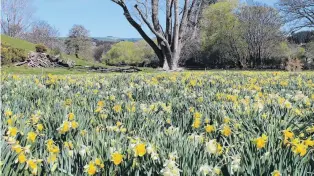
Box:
1;71;314;175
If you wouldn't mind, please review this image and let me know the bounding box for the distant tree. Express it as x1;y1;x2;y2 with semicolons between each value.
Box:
201;0;248;68
305;42;314;59
278;0;314;31
238;4;283;68
288;31;314;44
103;42;114;55
65;25;92;59
200;1;284;69
25;21;59;49
1;0;35;37
93;45;105;62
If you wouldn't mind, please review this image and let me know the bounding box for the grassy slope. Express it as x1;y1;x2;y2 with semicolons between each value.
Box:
1;35;107;73
1;35;36;51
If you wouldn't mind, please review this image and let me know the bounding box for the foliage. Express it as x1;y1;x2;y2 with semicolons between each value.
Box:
201;0;248;68
35;44;48;53
1;42;27;65
1;71;314;175
105;40;156;66
200;1;283;69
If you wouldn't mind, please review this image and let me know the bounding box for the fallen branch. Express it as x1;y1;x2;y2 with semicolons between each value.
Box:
14;61;28;66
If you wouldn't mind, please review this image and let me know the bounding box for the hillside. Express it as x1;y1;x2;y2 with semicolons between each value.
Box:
1;35;106;68
1;35;36;51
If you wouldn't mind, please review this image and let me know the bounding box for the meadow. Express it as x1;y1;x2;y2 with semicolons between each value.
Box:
1;71;314;175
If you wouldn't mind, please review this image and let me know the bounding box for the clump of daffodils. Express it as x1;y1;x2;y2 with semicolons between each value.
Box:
230;155;241;174
192;111;202;129
146;143;159;161
165;126;180;136
198;164;221;176
106;121;127;133
57;113;79;134
160;152;181;176
253;134;268;149
221;125;232;137
205;139;223;155
12;145;31;164
64;141;74;157
84;158;104;175
188;133;205;144
26;159;43;175
291;138;308;157
46;139;60;164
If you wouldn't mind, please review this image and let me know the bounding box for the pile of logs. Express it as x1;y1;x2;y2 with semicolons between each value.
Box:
15;52;75;68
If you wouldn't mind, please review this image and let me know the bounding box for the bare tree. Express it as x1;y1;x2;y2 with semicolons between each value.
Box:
65;25;92;59
1;0;35;37
93;45;105;62
24;21;60;49
111;0;211;70
278;0;314;31
238;5;283;68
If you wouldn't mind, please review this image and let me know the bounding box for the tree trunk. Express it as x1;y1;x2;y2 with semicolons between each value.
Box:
170;48;181;70
112;0;204;71
163;58;170;70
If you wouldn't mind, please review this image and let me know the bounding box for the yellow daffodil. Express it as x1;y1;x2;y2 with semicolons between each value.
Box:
111;152;123;165
68;113;75;121
71;121;79;129
113;104;122;113
135;143;146;157
205;125;215;133
272;170;280;176
254;134;268;149
18;153;27;163
27;132;37;143
36;124;44;132
85;162;97;175
8;127;18;137
221;125;232;137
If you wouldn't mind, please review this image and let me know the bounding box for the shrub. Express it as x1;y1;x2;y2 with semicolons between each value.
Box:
1;42;27;65
105;40;156;66
285;58;303;72
35;44;48;53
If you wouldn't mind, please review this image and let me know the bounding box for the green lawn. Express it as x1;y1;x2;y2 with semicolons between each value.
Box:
1;66;91;75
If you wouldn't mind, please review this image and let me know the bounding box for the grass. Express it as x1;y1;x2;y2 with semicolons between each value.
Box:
1;65;157;75
1;35;36;51
1;66;89;75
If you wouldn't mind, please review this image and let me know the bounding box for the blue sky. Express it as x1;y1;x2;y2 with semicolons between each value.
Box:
33;0;277;38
